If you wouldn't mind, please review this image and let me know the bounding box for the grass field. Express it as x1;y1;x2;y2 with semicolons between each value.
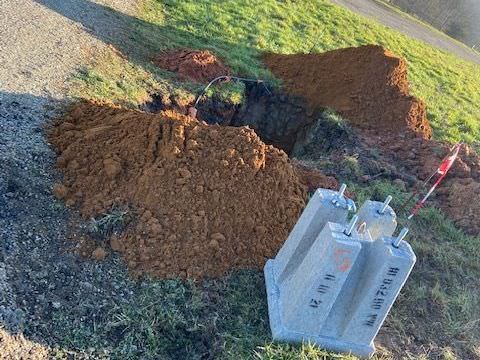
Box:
67;0;480;358
75;0;480;146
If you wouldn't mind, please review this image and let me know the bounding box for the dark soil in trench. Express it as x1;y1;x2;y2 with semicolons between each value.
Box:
144;83;358;158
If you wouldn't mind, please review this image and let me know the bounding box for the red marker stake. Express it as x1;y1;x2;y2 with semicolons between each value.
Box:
407;143;462;220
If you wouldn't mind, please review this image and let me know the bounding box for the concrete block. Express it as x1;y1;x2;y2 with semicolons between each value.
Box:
273;186;356;284
339;237;416;346
265;193;416;358
356;197;397;240
280;222;363;334
265;258;379;357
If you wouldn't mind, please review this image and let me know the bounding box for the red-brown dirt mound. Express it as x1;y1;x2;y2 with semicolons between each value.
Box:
263;45;432;139
48;102;307;279
153;48;231;83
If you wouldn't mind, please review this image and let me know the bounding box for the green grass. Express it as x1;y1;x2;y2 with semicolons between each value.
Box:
88;207;130;240
71;48;195;109
75;0;480;146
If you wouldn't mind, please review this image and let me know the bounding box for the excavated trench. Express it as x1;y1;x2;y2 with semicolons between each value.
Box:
197;82;315;153
144;44;433;178
143;82;358;159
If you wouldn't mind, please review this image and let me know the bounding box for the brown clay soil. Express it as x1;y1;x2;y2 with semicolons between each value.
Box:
153;48;231;83
358;130;480;235
263;45;432;139
48;102;307;279
292;160;348;195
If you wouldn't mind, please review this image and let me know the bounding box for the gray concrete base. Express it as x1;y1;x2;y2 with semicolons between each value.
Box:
264;260;375;358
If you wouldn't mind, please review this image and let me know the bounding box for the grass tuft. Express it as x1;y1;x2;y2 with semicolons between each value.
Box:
88;207;130;240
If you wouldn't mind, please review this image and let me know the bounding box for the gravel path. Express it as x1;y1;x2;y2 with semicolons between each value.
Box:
331;0;480;65
0;0;138;356
0;0;138;97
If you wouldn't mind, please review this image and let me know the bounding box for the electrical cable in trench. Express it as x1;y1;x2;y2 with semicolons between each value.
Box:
188;75;271;119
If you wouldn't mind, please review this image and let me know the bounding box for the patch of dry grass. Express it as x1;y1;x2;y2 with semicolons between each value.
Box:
0;328;49;360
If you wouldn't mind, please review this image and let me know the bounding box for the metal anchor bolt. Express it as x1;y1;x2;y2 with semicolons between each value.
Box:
344;215;359;236
332;183;347;205
378;195;392;215
392;227;409;248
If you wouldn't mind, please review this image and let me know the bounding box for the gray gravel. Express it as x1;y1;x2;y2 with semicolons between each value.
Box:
0;0;137;98
0;0;138;356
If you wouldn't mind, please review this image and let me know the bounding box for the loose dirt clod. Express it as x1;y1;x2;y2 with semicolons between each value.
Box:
264;45;432;138
92;247;107;261
153;48;231;83
292;160;344;193
48;102;307;279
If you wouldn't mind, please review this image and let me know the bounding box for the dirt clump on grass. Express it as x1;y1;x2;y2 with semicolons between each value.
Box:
153;48;231;83
264;45;431;139
444;178;480;234
48;102;307;279
292;160;344;193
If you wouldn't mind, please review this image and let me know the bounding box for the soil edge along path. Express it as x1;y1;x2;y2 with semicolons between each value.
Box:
49;102;307;279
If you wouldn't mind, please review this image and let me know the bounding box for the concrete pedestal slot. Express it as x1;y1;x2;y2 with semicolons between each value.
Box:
356;196;397;240
264;186;416;358
273;185;356;284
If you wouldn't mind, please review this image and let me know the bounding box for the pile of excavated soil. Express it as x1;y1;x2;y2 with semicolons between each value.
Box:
49;102;307;279
153;48;231;83
264;45;432;139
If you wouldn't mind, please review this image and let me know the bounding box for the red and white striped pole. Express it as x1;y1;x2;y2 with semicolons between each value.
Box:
407;143;462;220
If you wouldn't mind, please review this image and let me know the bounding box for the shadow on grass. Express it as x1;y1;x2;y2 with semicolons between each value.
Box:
33;0;266;77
